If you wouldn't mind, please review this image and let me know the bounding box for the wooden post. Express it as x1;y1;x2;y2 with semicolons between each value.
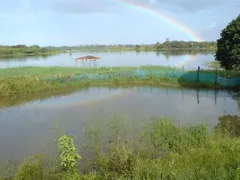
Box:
215;68;218;86
182;66;184;77
182;88;184;100
197;89;200;104
197;66;200;83
214;89;217;105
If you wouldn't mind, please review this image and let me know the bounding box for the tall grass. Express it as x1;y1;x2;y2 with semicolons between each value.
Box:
0;65;239;100
205;61;221;69
0;116;239;180
1;65;238;78
0;74;179;99
0;66;181;77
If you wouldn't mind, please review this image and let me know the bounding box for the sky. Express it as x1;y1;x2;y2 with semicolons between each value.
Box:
0;0;239;46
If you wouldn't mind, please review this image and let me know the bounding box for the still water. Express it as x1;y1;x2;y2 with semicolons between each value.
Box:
0;51;214;70
0;86;239;163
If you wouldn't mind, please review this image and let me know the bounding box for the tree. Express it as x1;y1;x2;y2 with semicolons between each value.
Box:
163;38;170;48
215;15;240;71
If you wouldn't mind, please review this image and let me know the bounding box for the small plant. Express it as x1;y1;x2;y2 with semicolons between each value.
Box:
58;135;81;171
14;154;44;180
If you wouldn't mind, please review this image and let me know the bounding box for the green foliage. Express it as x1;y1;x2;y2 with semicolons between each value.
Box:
14;155;44;180
57;41;217;52
138;117;210;158
58;135;81;171
0;116;240;179
215;115;240;137
0;76;56;98
205;61;221;69
0;66;238;102
215;15;240;71
80;116;240;179
0;45;59;57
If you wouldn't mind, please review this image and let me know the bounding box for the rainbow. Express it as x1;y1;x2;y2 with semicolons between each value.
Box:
176;54;201;68
26;88;137;109
108;0;205;42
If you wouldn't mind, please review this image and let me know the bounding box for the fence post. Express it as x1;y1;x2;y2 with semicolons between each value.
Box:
197;66;200;83
215;68;217;86
197;89;200;104
214;89;217;105
182;66;184;77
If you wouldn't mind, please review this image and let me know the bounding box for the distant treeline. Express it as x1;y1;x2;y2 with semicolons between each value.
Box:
57;40;217;52
0;45;60;57
0;40;217;56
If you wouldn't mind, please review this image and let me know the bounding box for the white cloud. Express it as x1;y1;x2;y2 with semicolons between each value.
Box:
20;0;31;10
144;0;234;12
208;22;216;29
44;0;113;14
148;0;157;5
0;14;23;23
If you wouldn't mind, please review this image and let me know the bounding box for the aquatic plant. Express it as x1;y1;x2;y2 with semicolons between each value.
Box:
0;66;239;103
0;116;240;179
215;115;240;137
58;135;81;171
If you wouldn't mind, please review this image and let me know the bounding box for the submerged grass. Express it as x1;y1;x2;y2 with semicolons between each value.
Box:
0;116;240;180
0;75;178;98
0;66;239;99
0;66;179;77
205;61;221;69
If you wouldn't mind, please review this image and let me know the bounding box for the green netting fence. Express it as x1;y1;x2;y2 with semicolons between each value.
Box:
44;69;240;88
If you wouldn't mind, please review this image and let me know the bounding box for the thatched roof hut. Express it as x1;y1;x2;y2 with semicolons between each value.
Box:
75;55;101;61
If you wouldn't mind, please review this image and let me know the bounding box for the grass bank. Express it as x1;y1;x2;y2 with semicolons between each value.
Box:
0;66;239;100
1;65;238;78
204;61;221;69
0;46;61;57
0;115;239;180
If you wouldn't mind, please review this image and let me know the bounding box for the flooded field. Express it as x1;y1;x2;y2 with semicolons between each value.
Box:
0;51;214;70
0;86;239;163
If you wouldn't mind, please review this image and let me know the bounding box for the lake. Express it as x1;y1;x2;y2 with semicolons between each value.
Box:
0;86;239;163
0;51;215;70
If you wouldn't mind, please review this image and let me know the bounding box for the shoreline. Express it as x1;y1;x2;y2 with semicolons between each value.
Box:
0;115;239;179
1;83;238;110
0;66;239;100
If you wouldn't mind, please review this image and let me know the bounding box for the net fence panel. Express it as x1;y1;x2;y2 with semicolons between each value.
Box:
199;73;216;85
181;72;198;82
216;77;240;87
42;69;240;88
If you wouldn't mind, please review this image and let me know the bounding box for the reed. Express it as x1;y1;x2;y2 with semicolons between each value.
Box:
0;65;239;99
0;116;239;180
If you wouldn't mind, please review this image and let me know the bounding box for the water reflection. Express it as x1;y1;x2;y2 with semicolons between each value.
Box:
0;86;239;163
0;54;52;61
0;87;239;114
160;50;214;58
136;87;239;112
214;115;240;137
0;51;214;69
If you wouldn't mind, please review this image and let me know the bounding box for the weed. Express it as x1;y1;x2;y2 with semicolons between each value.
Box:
58;135;81;171
0;116;240;179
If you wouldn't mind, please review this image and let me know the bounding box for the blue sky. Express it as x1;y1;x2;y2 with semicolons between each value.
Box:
0;0;239;46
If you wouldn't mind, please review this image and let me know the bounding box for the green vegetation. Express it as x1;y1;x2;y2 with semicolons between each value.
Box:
205;61;221;69
0;45;60;57
0;66;239;100
58;135;82;170
215;14;240;71
57;40;217;52
215;115;240;137
0;115;239;180
0;66;139;78
0;41;216;56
